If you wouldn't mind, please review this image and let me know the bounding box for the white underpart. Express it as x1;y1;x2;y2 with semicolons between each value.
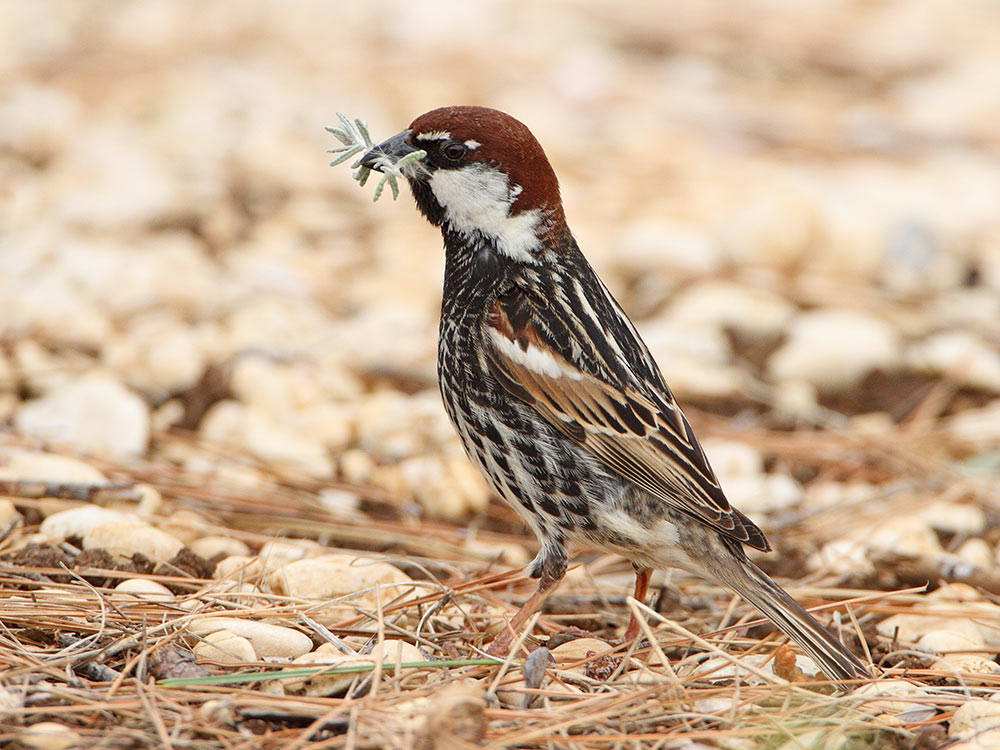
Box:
488;328;583;381
429;163;541;263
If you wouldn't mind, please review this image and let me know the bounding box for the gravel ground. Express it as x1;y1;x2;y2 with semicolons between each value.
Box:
2;2;1000;748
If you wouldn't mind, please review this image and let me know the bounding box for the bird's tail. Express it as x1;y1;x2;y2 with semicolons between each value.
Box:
715;557;870;683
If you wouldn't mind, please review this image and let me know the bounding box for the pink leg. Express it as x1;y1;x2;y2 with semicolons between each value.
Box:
487;571;562;657
622;566;653;643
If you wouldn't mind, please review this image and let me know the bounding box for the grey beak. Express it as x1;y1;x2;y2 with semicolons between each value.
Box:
360;129;417;171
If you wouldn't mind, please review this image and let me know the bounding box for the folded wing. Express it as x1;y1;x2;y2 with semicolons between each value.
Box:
484;287;769;551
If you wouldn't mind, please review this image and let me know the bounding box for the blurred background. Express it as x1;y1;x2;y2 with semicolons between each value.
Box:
1;0;999;533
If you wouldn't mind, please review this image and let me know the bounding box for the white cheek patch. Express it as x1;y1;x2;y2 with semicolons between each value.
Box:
429;164;541;263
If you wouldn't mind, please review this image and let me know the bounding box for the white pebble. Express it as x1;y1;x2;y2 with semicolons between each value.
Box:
767;309;900;392
267;554;413;604
113;579;174;601
200;400;334;479
159;509;211;545
194;630;258;664
947;400;1000;449
259;539;324;567
956;538;993;570
853;679;937;722
617;219;722;276
908;330;1000;394
665;280;796;338
917;627;986;652
0;448;108;484
865;516;942;558
213;556;265;583
82;522;184;563
951;699;1000;739
370;639;425;666
17;722;81;750
935;653;1000;679
807;538;874;576
916;500;985;535
103;312;207;398
550;638;613;667
39;506;137;541
286;651;371;696
189;536;250;560
398;454;492;520
187;617;312;659
15;375;150;457
0;499;19;526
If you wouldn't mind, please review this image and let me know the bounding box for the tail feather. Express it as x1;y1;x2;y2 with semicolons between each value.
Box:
717;559;870;683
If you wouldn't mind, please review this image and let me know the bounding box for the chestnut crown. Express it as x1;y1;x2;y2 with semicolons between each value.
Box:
406;106;561;216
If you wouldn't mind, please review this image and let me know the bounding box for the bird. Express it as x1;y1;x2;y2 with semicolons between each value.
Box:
356;105;869;682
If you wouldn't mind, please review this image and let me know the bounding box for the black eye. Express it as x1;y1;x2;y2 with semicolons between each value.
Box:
442;141;468;162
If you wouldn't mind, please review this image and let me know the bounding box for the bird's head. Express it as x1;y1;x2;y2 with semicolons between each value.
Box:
360;106;564;264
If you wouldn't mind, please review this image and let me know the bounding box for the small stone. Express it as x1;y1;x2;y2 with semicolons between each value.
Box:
285;651;373;697
0;499;22;526
865;516;942;558
159;509;211;544
807;538;874;576
200;400;334;479
213;556;265;583
915;500;986;535
767;309;900;392
956;538;993;569
266;554;414;605
113;579;175;601
550;638;613;664
0;448;108;484
951;699;1000;739
701;439;763;479
666;280;796;339
194;630;258;664
935;653;1000;679
317;488;362;518
947;400;1000;449
17;722;82;750
82;522;184;563
339;449;376;484
462;539;530;569
15;375;150;457
134;484;162;516
259;539;323;568
908;330;1000;394
40;506;137;541
103;311;207;398
398;454;492;520
187;617;312;659
369;639;425;667
853;679;937;722
877;614;983;646
190;536;251;560
617;219;722;276
917;628;986;652
772;378;821;421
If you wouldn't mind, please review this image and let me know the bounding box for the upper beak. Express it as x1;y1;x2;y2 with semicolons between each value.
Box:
360;129;418;172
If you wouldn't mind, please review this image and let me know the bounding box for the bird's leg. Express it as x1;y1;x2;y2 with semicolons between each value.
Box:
487;550;566;657
621;565;653;643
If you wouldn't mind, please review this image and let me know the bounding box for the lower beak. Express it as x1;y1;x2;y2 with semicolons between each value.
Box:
360;130;417;171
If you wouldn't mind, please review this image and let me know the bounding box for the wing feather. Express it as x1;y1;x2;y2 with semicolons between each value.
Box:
484;290;769;551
